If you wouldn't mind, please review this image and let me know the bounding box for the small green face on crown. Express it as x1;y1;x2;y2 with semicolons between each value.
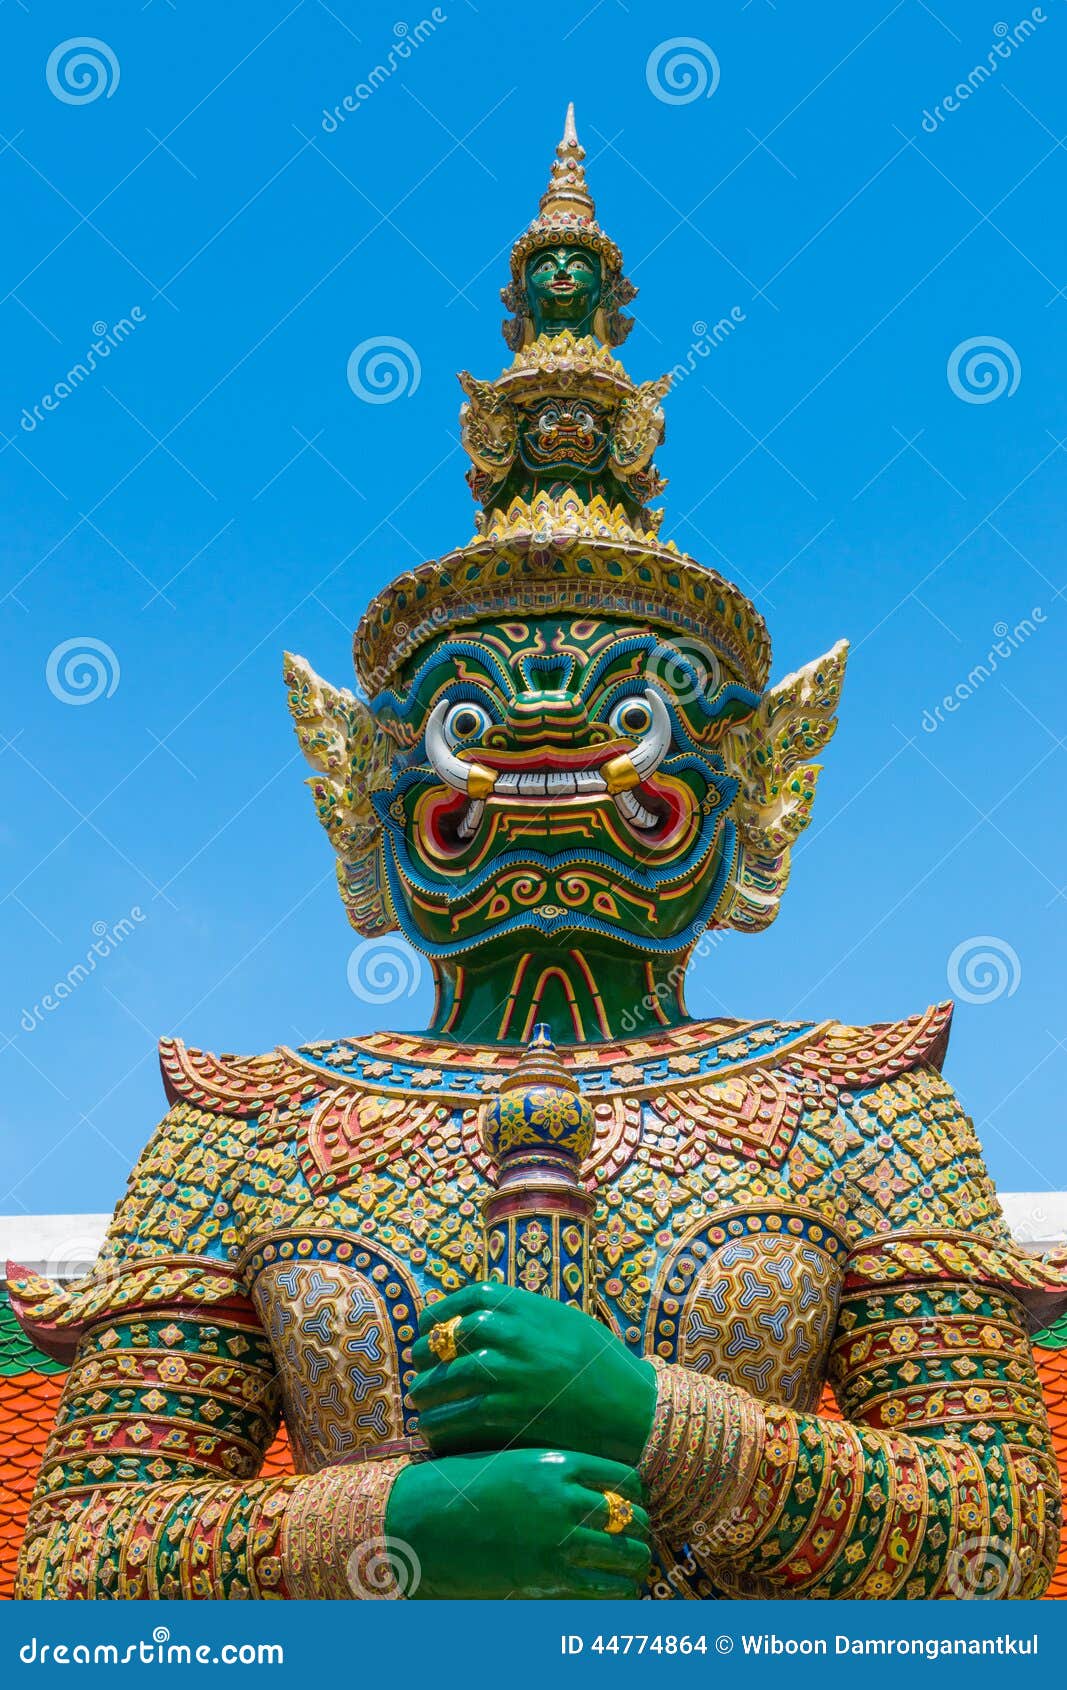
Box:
524;244;602;338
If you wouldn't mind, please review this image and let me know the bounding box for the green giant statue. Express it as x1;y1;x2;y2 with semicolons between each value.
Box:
9;105;1066;1603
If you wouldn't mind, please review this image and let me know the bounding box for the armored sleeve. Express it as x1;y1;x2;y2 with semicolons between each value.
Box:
9;1099;411;1600
640;1066;1067;1598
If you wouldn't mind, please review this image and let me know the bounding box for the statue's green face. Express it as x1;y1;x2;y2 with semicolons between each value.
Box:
369;616;758;961
524;245;602;337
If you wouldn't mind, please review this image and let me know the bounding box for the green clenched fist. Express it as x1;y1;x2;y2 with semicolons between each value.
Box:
409;1282;657;1466
386;1448;651;1600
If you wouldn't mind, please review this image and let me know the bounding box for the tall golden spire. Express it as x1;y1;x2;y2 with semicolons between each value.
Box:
538;102;596;222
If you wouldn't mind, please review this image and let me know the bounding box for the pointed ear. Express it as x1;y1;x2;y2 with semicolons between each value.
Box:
283;652;397;935
715;640;849;933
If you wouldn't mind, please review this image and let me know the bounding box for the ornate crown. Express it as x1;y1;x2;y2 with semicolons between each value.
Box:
287;104;848;946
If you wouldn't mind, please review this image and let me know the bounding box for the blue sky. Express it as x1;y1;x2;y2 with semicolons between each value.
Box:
1;0;1065;1214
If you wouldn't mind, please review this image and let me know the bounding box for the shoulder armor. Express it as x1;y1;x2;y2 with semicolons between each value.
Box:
5;1255;250;1364
158;1036;320;1117
156;1014;952;1119
788;1001;952;1089
844;1233;1067;1332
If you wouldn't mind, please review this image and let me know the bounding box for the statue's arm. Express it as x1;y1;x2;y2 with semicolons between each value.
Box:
642;1275;1060;1598
14;1096;652;1602
11;1099;412;1600
16;1294;411;1600
640;1062;1067;1599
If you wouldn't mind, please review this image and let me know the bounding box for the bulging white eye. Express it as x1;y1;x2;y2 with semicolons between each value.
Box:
609;696;654;739
443;700;491;749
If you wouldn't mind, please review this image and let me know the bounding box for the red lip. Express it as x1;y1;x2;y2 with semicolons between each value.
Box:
637;771;687;844
418;767;688;859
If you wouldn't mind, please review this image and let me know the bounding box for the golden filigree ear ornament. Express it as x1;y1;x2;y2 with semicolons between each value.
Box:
283;651;398;937
715;638;850;935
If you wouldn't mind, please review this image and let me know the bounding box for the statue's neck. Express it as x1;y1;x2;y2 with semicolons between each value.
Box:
427;939;692;1046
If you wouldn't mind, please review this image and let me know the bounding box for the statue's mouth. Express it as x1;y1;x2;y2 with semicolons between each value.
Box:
422;746;686;855
424;770;681;856
421;692;681;851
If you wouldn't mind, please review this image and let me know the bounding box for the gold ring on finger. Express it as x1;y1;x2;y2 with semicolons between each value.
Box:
427;1315;462;1364
603;1490;634;1534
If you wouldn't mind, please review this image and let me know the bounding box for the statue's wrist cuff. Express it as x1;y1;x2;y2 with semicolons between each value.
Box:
639;1358;763;1541
280;1456;412;1599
